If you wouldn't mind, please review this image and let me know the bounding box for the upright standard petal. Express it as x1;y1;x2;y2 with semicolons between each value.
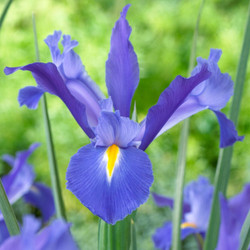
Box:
106;4;139;117
139;64;210;150
23;182;55;223
4;63;95;138
45;31;104;127
66;143;153;225
183;176;213;231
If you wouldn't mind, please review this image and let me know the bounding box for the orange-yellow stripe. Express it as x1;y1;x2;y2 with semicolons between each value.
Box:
181;222;197;229
106;144;119;177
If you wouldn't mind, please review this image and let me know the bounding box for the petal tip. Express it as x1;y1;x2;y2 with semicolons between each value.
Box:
121;4;131;18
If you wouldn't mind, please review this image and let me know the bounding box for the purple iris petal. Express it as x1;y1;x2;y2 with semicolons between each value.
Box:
191;49;233;110
217;185;250;250
1;143;39;204
152;177;213;249
217;195;239;250
18;86;44;109
213;110;244;147
139;64;211;150
183;176;213;231
1;155;15;167
23;182;55;223
152;221;199;250
45;31;104;127
94;111;140;148
152;222;172;250
4;63;95;138
0;216;39;250
66;79;101;126
155;97;206;135
152;193;190;214
66;143;153;225
106;4;139;117
0;216;78;250
44;30;65;65
99;97;114;112
35;219;78;250
152;193;174;208
0;220;9;245
153;49;242;148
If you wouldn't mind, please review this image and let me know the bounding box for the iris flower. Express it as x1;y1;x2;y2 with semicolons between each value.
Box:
152;176;213;249
4;5;242;224
0;216;78;250
152;177;250;250
0;144;55;243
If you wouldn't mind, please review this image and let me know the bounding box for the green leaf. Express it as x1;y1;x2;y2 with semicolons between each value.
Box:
0;179;20;235
98;215;132;250
204;3;250;250
172;0;205;249
240;210;250;250
32;14;67;220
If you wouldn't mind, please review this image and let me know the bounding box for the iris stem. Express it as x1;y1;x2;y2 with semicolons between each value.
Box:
204;3;250;250
98;216;132;250
32;14;66;220
172;0;205;249
172;119;189;250
0;0;13;30
0;0;20;238
0;179;20;235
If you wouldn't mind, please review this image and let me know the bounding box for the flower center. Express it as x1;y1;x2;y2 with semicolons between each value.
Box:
106;144;119;178
180;222;197;229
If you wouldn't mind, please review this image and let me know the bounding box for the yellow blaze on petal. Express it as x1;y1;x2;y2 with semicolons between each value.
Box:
106;144;119;177
181;222;197;229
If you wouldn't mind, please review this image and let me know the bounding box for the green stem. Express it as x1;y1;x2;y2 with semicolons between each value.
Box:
172;1;205;249
204;2;250;250
240;210;250;250
0;0;13;30
98;216;132;250
32;14;66;220
172;119;189;250
0;179;20;235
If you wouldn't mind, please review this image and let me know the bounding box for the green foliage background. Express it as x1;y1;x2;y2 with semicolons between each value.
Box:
0;0;249;249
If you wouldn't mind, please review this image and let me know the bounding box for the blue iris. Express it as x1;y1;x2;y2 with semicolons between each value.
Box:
152;177;250;250
4;5;243;224
0;216;78;250
0;144;55;244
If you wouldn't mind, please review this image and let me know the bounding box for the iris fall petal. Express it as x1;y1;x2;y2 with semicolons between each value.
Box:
66;143;153;224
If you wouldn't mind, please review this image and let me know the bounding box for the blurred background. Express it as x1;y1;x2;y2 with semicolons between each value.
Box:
0;0;249;249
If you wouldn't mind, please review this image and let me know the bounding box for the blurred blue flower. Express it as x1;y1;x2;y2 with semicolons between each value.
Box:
217;185;250;250
0;216;78;250
152;177;250;250
4;5;243;224
0;144;55;244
